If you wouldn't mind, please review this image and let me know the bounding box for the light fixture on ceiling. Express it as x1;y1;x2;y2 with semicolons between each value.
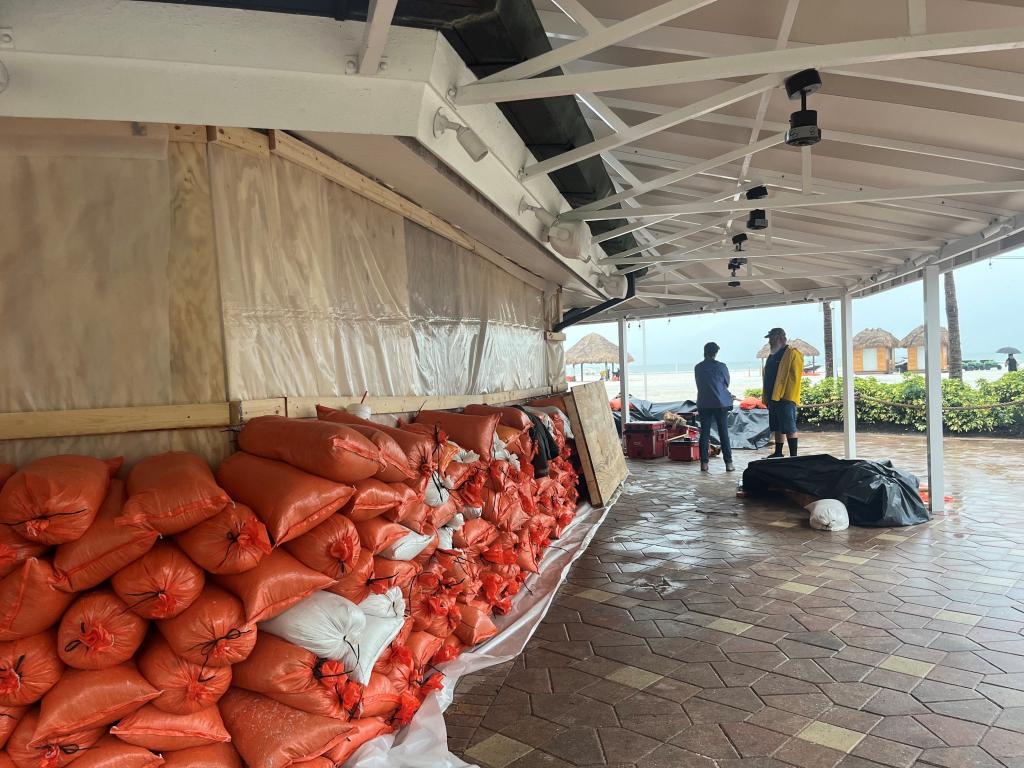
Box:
727;255;747;288
433;107;489;162
980;219;1010;239
784;69;822;147
731;233;748;252
746;185;769;230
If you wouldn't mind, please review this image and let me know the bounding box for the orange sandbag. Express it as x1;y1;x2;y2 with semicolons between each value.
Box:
111;704;230;752
111;542;204;620
413;411;500;462
120;453;229;535
371;558;420;593
0;632;63;708
57;590;147;671
353;518;408;556
216;452;354;546
431;635;465;666
7;708;104;768
452;518;499;556
463;404;533;432
324;717;392;766
0;528;47;584
327;550;374;604
218;688;351;768
342;479;410;522
231;633;352;719
0;754;11;768
283;515;361;580
161;743;241;768
213;549;334;624
62;736;163;768
0;456;120;545
292;759;332;768
406;631;443;672
0;560;74;642
33;663;159;740
136;634;231;716
238;416;380;484
316;406;437;480
175;503;272;576
356;672;401;719
342;425;415;483
52;480;158;593
0;705;26;750
156;586;255;669
0;466;14;490
454;604;497;646
495;424;529;456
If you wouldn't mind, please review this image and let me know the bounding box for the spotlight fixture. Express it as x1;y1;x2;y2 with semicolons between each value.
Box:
433;108;489;162
784;69;822;147
745;186;769;230
727;256;747;288
731;233;748;251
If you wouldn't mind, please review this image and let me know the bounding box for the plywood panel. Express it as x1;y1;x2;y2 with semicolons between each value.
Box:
563;382;628;507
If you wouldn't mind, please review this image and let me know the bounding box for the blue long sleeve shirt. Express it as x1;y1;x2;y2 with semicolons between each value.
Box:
695;358;733;409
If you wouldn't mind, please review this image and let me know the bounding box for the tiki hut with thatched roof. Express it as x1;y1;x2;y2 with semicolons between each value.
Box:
565;333;634;381
901;325;949;372
756;339;821;372
853;328;901;374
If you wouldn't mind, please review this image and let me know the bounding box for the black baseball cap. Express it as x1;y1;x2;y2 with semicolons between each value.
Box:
765;327;786;338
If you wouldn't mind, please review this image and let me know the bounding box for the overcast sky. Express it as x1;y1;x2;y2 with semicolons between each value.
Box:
566;252;1024;366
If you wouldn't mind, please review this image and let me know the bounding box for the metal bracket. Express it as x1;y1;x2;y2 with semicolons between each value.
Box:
0;29;13;49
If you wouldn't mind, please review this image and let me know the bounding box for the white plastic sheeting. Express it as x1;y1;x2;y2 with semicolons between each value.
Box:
349;500;612;768
208;145;551;401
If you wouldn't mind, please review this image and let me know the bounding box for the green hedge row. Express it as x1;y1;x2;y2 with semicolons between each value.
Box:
743;371;1024;433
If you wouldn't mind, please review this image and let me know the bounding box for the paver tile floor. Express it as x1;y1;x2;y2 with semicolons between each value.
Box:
446;432;1024;767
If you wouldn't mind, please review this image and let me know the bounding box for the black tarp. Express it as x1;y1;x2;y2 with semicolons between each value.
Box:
613;398;771;450
742;454;930;527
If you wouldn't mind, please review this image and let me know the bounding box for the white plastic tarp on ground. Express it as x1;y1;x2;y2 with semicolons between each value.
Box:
348;500;614;768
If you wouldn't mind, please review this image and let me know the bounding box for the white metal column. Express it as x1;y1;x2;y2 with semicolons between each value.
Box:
839;293;857;458
923;265;945;512
618;319;631;426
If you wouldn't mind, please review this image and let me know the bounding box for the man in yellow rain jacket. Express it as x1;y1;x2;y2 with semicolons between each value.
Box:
762;327;804;457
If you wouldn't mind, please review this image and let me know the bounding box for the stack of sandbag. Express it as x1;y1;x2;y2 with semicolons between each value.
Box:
0;400;581;767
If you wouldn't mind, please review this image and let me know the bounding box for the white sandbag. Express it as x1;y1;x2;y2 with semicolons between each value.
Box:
378;526;434;561
491;433;521;471
260;590;367;660
348;587;405;684
436;514;464;551
424;471;451;508
806;498;850;531
449;442;479;465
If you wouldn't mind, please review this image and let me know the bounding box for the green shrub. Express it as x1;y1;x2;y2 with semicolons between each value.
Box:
788;372;1022;434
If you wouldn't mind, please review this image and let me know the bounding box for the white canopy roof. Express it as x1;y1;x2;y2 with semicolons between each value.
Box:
459;0;1024;318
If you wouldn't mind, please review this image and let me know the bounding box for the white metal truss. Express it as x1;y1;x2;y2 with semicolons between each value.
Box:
536;9;1024;104
455;25;1024;104
358;0;398;74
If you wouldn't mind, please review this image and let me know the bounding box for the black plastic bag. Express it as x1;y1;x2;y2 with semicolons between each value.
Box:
741;454;930;527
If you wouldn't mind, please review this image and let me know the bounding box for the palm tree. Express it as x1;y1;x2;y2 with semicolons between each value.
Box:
822;301;835;378
945;271;963;381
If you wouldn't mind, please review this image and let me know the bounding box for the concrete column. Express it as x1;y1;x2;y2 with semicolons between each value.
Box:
923;265;945;512
618;318;630;426
839;292;857;458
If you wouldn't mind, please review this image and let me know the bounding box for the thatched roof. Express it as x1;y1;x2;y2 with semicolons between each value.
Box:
900;325;949;347
565;333;634;365
853;328;901;349
756;339;821;358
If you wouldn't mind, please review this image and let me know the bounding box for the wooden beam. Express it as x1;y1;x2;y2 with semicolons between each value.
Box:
287;387;553;419
206;125;270;158
0;404;231;441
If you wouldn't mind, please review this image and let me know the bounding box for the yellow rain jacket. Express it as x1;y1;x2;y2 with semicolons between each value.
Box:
770;346;804;405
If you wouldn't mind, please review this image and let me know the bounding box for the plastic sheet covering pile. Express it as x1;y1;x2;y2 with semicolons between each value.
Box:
742;454;930;527
615;399;771;450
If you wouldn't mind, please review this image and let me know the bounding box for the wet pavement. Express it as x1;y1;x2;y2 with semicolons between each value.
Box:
446;432;1024;768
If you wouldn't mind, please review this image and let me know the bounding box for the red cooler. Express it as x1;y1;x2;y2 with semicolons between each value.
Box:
667;437;700;462
623;421;668;459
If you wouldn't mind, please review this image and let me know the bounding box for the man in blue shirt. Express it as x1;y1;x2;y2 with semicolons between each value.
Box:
694;342;734;472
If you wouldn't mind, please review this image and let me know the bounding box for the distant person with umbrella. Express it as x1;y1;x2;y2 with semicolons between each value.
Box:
694;342;734;473
999;346;1020;372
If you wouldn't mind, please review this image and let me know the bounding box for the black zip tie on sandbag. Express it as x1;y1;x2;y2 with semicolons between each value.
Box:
2;507;85;527
63;622;92;653
190;627;252;666
122;589;170;613
0;653;25;685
